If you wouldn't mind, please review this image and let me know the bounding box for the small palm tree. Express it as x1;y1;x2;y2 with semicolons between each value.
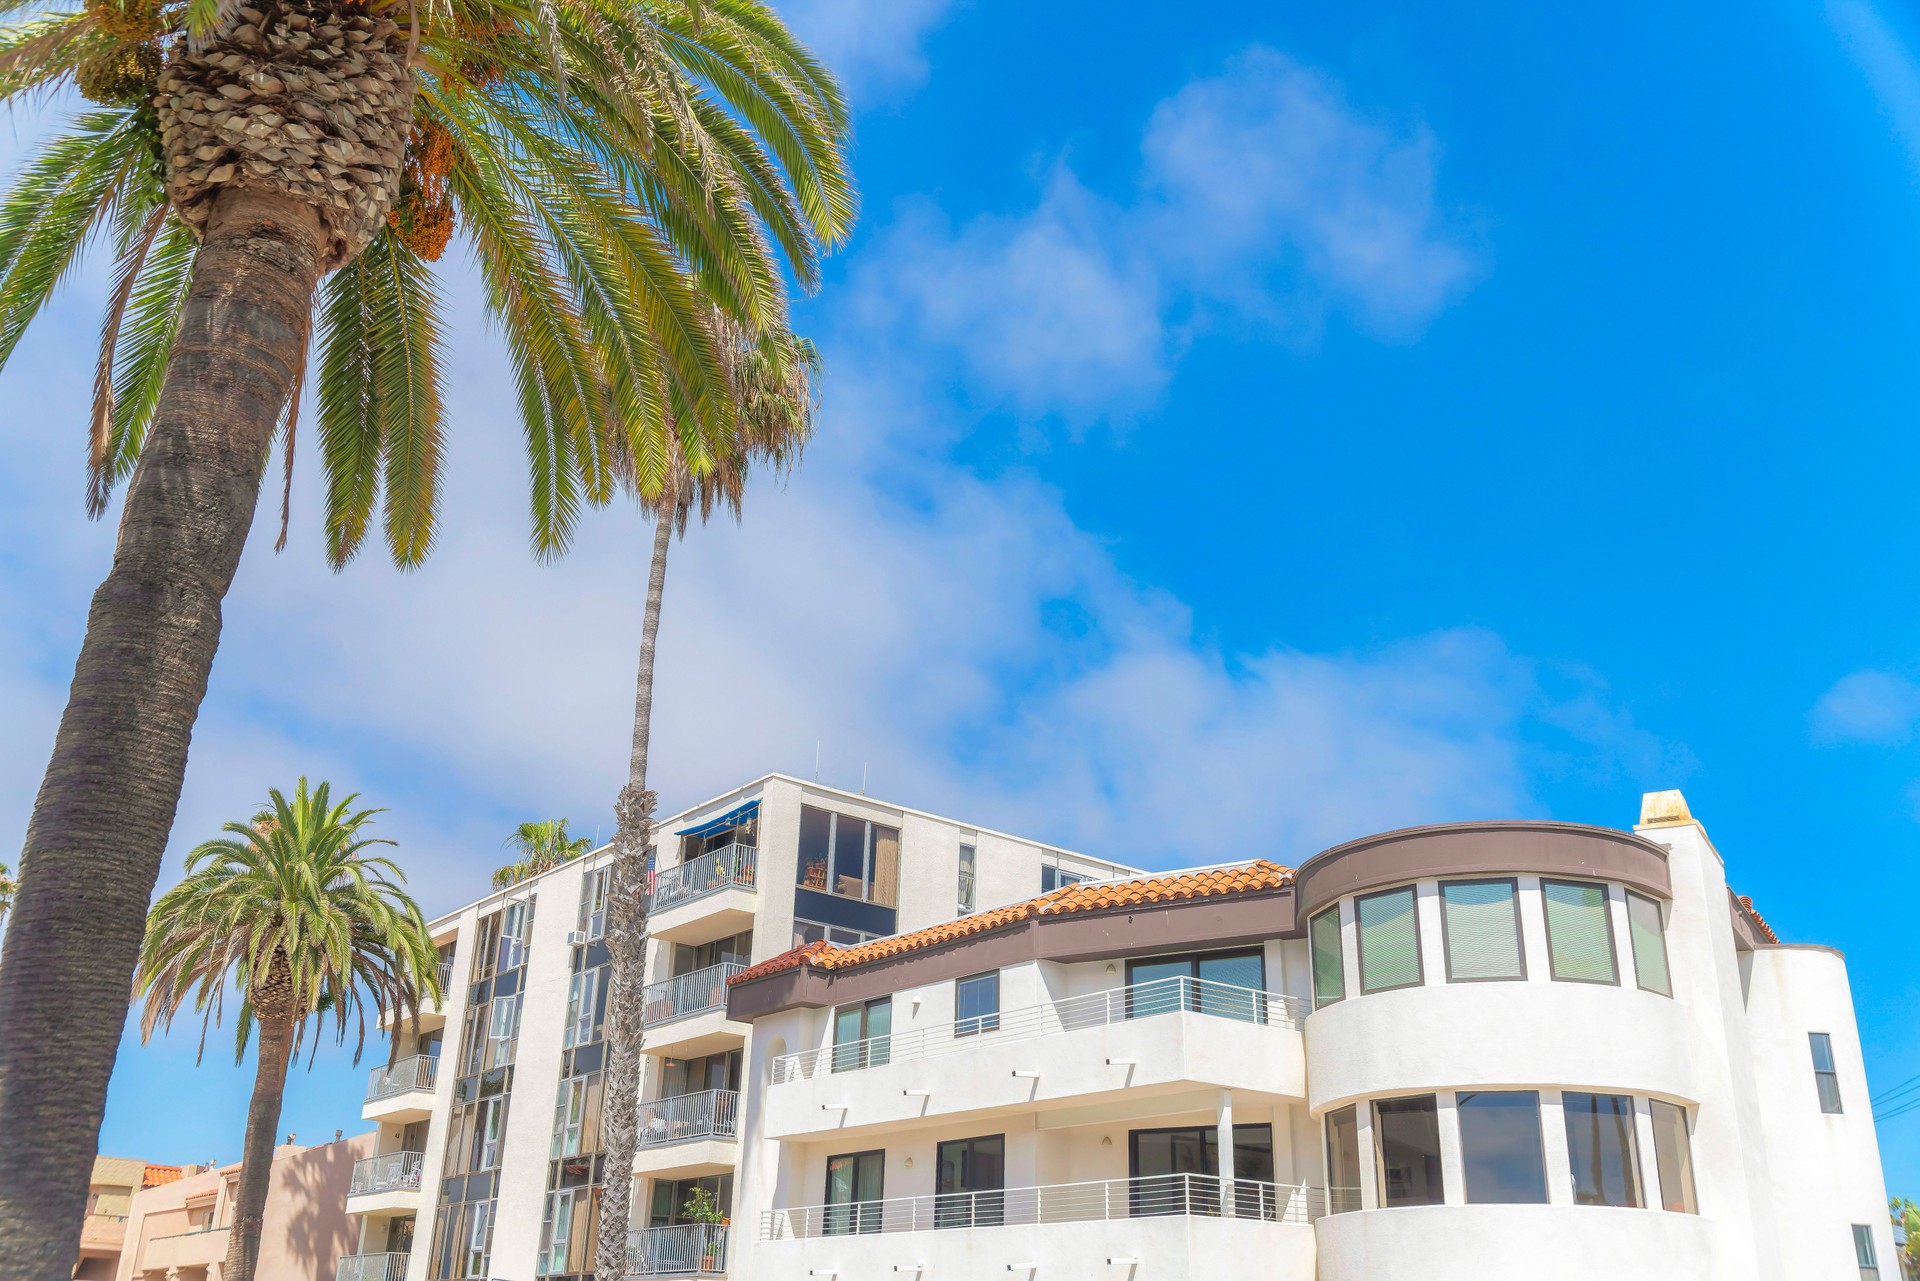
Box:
598;318;816;1276
135;779;439;1281
0;862;14;928
491;818;594;889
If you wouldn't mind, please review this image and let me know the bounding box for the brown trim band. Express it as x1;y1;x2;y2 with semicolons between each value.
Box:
1294;821;1672;919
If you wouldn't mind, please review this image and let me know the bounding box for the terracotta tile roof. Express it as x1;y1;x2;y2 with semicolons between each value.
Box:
729;860;1296;985
1736;894;1779;945
142;1164;184;1187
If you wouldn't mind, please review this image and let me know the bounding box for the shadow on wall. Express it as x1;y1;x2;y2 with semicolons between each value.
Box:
261;1132;377;1279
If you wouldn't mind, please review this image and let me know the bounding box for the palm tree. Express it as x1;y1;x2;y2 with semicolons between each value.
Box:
135;778;438;1281
491;817;594;889
598;318;817;1278
0;1;852;1266
0;863;13;929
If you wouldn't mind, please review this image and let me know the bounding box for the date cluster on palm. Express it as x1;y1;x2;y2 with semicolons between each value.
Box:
155;0;415;270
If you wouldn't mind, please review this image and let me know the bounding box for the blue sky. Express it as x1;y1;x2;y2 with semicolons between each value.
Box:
2;0;1918;1197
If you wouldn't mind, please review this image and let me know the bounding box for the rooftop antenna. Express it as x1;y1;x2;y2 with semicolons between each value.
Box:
814;741;821;781
861;762;868;795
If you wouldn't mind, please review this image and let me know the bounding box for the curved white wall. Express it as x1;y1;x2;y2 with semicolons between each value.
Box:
1305;978;1697;1112
1315;1204;1717;1281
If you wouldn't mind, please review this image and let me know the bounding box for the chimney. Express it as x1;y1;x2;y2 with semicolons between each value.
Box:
1638;789;1694;827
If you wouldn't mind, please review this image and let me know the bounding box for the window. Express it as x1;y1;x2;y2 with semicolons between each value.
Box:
463;1200;493;1277
577;866;610;942
824;1150;885;1236
1855;1224;1881;1280
1457;1091;1547;1204
1129;1124;1274;1217
1372;1095;1443;1207
1811;1033;1843;1113
1356;887;1423;993
648;1174;732;1227
498;899;532;972
1310;908;1345;1008
792;918;883;948
563;968;602;1049
935;1134;1006;1227
1543;880;1618;984
956;972;1000;1035
1562;1092;1640;1207
539;1187;588;1276
1126;950;1265;1022
795;806;900;907
1626;892;1672;996
1649;1099;1697;1214
1441;880;1524;982
1041;864;1088;893
486;993;520;1068
1325;1105;1361;1214
550;1073;602;1159
958;841;977;914
832;998;892;1072
474;1096;507;1170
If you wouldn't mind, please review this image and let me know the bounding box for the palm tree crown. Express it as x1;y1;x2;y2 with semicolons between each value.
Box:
492;817;594;888
0;862;14;928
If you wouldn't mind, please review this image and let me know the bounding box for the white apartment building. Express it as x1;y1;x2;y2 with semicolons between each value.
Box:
722;789;1898;1281
334;773;1133;1281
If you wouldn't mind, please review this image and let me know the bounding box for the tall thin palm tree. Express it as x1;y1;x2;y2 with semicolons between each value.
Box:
598;319;817;1279
491;817;594;889
0;2;852;1266
135;778;438;1281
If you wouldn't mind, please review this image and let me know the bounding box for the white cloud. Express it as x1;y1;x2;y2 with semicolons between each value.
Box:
1810;670;1920;745
1829;0;1920;177
776;0;956;102
865;46;1478;414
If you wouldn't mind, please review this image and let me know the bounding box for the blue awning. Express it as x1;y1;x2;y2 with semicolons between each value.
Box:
674;798;760;839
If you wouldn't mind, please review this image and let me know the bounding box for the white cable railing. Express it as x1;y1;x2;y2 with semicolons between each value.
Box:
655;844;758;912
365;1053;437;1101
626;1223;728;1276
348;1150;425;1196
335;1252;409;1281
637;1089;740;1148
771;976;1308;1083
642;962;745;1026
762;1173;1324;1240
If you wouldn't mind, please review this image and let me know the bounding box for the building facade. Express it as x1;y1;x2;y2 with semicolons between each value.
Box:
75;1156;172;1280
722;790;1897;1281
340;773;1132;1281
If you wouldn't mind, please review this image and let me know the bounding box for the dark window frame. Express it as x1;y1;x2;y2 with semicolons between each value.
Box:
1626;890;1673;996
1371;1093;1444;1207
1438;878;1526;984
1561;1091;1642;1208
955;972;1001;1036
1455;1089;1548;1204
1355;885;1425;994
1855;1224;1881;1279
1541;878;1621;986
1811;1032;1844;1114
1309;906;1345;1009
1649;1098;1699;1214
822;1149;886;1236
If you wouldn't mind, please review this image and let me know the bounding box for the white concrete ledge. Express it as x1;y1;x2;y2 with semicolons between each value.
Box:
1313;1204;1714;1281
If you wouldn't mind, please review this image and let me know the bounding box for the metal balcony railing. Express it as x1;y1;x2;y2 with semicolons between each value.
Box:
641;963;745;1026
437;958;454;990
654;845;758;913
365;1054;437;1101
770;975;1309;1083
762;1173;1324;1239
335;1252;409;1281
348;1150;425;1196
637;1089;740;1148
626;1223;728;1276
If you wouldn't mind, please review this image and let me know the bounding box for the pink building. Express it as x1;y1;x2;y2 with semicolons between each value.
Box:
114;1134;373;1281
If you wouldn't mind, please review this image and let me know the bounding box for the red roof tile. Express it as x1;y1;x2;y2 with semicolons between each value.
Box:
729;860;1296;985
142;1164;184;1187
1736;894;1780;945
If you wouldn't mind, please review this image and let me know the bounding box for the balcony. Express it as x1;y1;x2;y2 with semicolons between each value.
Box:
378;958;457;1032
651;846;758;946
363;1054;438;1123
626;1223;727;1277
764;977;1307;1140
336;1251;410;1281
756;1175;1318;1280
141;1225;230;1274
346;1151;425;1216
634;1089;741;1179
641;963;747;1059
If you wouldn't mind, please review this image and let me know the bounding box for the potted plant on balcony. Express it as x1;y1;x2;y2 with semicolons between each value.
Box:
683;1187;726;1271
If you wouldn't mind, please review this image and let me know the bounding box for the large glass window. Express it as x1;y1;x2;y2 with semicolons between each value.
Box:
1356;887;1422;993
562;968;602;1049
1543;881;1618;984
550;1073;603;1159
1649;1099;1698;1214
831;997;892;1072
1042;864;1089;893
1811;1033;1844;1113
1129;1124;1274;1217
1441;880;1524;982
1855;1224;1882;1280
1310;908;1345;1008
1562;1092;1640;1207
1626;892;1672;996
935;1134;1006;1228
577;866;610;942
463;1200;493;1277
1126;950;1265;1021
486;993;520;1069
824;1150;885;1236
498;899;531;973
1457;1091;1547;1204
1325;1105;1361;1214
1372;1095;1443;1207
796;805;900;907
956;972;1000;1035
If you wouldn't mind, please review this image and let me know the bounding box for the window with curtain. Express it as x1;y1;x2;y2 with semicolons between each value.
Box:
1440;880;1524;981
958;841;976;914
1649;1100;1697;1213
1562;1092;1640;1207
1357;887;1423;993
1543;880;1618;984
956;972;1000;1035
832;998;892;1072
1310;908;1345;1008
1626;891;1672;995
1373;1095;1443;1206
1457;1091;1547;1203
1325;1105;1361;1213
824;1150;885;1236
1854;1224;1881;1280
1811;1033;1843;1113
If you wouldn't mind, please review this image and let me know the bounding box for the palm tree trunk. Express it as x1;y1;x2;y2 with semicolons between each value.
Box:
224;1016;296;1281
596;510;673;1281
0;189;324;1278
